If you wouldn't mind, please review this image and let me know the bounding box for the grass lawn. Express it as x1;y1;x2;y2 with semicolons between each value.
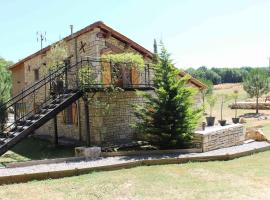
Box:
0;151;270;200
0;137;74;167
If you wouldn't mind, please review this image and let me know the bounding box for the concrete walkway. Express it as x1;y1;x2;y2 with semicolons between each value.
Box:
0;141;269;184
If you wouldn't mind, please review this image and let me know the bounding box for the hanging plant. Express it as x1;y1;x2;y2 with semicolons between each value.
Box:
101;53;145;70
78;65;97;88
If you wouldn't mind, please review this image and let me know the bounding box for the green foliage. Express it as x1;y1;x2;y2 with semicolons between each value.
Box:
132;45;202;149
243;68;270;114
206;94;217;117
101;53;144;69
0;57;12;131
46;40;68;72
230;90;239;118
79;65;96;87
187;66;253;84
187;66;221;84
199;78;213;112
219;93;231;120
153;39;159;63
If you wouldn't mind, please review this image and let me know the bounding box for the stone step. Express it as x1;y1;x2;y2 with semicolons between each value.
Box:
244;139;255;144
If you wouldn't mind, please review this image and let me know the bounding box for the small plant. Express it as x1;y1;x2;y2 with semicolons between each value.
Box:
219;93;230;126
79;65;97;87
200;79;213;113
205;94;217;126
206;95;217;117
230;90;240;123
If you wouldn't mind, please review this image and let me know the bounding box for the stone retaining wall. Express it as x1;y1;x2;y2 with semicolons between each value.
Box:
229;102;270;110
195;124;245;152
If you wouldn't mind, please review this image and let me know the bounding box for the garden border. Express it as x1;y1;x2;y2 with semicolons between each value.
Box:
0;144;269;185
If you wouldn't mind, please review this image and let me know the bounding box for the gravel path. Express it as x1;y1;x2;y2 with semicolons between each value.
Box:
0;141;269;177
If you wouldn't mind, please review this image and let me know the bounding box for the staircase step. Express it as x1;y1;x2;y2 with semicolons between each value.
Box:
16;127;23;132
25;120;33;126
0;90;82;155
52;99;62;104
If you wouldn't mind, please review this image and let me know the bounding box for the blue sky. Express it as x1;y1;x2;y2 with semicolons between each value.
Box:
1;0;270;68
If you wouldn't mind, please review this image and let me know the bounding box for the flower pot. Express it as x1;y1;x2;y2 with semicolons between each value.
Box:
232;117;240;124
218;120;226;126
206;116;215;126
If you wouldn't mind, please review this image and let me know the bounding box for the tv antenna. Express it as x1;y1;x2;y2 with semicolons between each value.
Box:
36;31;47;50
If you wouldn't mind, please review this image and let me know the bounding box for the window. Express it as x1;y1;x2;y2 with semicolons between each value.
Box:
34;69;40;81
62;103;77;125
65;105;73;125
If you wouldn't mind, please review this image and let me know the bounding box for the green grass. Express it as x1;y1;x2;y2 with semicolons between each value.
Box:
1;151;270;200
0;137;74;166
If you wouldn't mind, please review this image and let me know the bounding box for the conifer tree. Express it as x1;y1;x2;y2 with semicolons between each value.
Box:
133;45;202;149
153;39;159;63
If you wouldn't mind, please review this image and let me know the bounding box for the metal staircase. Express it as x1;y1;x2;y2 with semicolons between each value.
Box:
0;59;153;156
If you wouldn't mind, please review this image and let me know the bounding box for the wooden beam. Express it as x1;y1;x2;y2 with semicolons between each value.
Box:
54;116;58;146
83;95;91;146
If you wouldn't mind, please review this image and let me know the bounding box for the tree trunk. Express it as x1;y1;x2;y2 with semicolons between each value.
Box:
256;96;259;114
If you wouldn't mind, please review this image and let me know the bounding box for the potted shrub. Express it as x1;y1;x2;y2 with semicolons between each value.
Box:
206;95;217;126
230;90;240;124
219;94;230;126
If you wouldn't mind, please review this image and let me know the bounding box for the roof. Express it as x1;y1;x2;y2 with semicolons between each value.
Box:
9;21;154;70
178;71;208;90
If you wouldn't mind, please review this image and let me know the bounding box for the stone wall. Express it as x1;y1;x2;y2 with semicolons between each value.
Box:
195;124;245;152
35;90;146;145
82;91;145;145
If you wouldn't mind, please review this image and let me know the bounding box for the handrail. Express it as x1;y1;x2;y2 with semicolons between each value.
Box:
0;59;153;134
0;63;66;110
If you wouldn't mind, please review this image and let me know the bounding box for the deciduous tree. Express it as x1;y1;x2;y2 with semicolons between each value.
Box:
243;69;270;114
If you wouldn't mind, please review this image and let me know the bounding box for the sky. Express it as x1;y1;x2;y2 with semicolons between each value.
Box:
1;0;270;69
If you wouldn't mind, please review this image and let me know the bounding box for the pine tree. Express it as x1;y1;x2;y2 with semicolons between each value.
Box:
133;45;202;149
153;39;159;63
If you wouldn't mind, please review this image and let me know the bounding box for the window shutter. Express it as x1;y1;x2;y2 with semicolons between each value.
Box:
102;61;111;86
62;110;66;124
131;66;140;86
72;103;78;126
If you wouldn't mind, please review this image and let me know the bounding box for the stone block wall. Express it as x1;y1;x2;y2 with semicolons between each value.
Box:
81;91;145;145
195;124;245;152
35;90;146;146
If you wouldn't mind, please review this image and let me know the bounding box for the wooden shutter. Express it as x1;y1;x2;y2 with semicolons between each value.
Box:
72;103;78;126
102;61;111;86
61;110;66;124
131;66;140;86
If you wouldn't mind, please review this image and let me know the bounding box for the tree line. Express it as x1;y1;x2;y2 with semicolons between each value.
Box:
186;66;268;85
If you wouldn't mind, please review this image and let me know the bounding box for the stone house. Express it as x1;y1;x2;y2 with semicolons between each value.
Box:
9;21;207;146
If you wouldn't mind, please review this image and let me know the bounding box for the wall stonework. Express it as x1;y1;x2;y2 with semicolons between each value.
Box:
195;124;245;152
35;91;146;145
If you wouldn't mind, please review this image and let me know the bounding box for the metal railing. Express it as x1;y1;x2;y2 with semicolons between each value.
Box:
0;58;153;138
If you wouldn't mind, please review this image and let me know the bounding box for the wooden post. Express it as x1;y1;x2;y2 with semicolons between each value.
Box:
83;95;90;146
54;115;58;146
77;99;82;142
